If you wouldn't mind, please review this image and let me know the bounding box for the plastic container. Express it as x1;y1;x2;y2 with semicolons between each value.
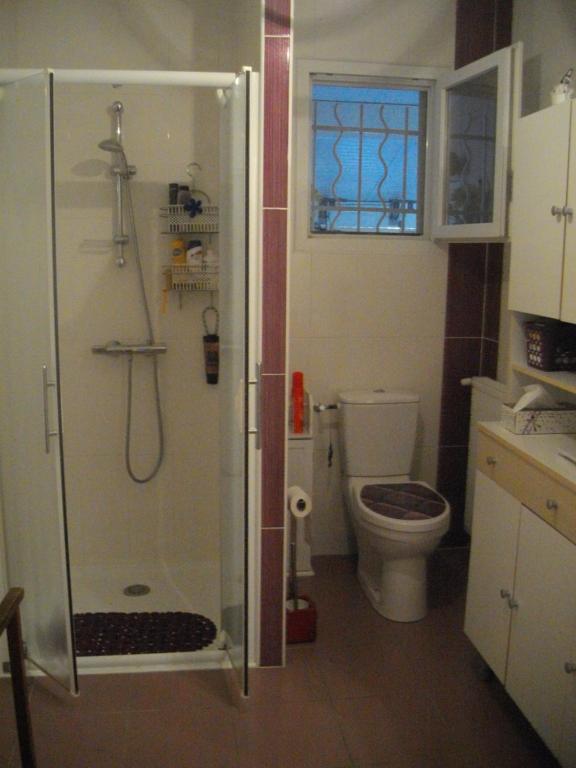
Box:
171;238;186;265
186;239;203;266
292;371;304;433
177;185;190;205
524;321;576;371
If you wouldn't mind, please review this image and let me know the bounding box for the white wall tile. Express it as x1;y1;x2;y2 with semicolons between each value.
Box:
51;85;222;580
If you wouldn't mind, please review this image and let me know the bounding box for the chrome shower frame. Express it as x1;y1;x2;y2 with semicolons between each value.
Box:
95;107;165;483
107;102;136;267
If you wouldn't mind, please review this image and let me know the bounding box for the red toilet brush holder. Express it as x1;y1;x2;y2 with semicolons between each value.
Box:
286;595;317;644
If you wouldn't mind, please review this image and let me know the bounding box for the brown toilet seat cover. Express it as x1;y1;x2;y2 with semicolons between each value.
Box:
360;483;447;520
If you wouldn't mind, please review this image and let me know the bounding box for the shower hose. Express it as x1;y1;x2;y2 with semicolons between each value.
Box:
123;176;165;484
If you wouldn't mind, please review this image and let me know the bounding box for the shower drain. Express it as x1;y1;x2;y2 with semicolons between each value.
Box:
123;584;151;597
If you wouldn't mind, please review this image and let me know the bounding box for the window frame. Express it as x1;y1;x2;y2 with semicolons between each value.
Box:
293;60;448;253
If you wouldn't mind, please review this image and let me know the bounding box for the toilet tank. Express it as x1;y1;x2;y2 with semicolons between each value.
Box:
338;390;420;477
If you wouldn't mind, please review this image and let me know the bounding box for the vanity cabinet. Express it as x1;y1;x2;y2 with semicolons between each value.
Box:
465;428;576;766
464;471;520;683
509;100;576;322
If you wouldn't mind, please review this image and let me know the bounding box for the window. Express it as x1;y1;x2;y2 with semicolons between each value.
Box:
310;76;429;236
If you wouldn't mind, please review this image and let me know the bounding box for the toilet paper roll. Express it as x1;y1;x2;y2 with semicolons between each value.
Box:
287;486;312;519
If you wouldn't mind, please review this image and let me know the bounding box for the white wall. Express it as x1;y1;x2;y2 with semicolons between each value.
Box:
513;0;576;115
290;0;455;555
0;0;259;73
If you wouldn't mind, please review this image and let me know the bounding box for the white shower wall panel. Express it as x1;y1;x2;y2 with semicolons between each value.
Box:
54;85;221;585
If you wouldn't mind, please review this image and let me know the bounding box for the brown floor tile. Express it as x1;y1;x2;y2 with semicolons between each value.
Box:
314;639;420;703
31;673;134;714
0;715;17;768
333;695;450;767
33;710;128;768
12;551;558;767
247;647;329;704
236;699;351;768
124;707;238;768
127;670;234;713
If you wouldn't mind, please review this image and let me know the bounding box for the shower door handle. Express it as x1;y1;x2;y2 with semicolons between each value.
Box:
42;365;59;454
248;362;262;450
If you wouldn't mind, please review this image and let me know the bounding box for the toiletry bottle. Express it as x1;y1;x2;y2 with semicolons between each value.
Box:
292;371;304;433
186;240;203;266
177;185;190;205
168;183;179;205
171;238;186;265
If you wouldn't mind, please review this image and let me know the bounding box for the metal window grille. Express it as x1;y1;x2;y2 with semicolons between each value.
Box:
310;80;428;235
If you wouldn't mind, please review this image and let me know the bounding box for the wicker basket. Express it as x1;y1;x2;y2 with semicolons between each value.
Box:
524;321;576;371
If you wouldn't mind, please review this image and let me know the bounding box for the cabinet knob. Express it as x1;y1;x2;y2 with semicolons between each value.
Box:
546;499;558;511
486;456;497;467
551;205;563;216
562;206;574;218
565;662;576;675
507;597;519;610
500;589;511;599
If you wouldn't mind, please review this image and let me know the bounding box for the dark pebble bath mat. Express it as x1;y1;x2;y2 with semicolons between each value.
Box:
74;611;218;656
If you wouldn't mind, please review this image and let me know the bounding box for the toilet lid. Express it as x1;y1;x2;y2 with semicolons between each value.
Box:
360;483;447;521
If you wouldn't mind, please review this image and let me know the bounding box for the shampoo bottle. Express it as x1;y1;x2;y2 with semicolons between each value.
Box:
171;238;186;265
292;371;304;434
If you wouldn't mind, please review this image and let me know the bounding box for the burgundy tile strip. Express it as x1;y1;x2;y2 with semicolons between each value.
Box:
445;245;487;338
481;339;499;379
263;37;290;208
260;0;290;666
483;244;504;341
437;446;469;543
438;0;511;540
455;0;496;68
262;209;287;374
494;0;513;50
259;528;285;666
439;337;482;447
265;0;291;35
261;374;286;528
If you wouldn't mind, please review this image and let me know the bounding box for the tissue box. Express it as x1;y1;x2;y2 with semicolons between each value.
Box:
502;403;576;435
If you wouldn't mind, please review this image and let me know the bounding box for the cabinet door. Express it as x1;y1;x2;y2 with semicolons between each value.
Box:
506;507;576;759
464;471;521;683
560;642;576;768
561;100;576;324
509;101;571;318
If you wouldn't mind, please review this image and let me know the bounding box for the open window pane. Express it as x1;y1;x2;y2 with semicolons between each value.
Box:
444;68;498;226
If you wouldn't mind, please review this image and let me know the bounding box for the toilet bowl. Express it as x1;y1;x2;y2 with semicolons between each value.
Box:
338;389;451;622
348;477;450;622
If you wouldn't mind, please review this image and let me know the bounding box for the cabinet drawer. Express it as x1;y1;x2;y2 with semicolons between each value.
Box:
478;432;576;544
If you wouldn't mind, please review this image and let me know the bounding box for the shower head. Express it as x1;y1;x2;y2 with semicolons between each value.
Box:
98;138;135;177
98;138;125;154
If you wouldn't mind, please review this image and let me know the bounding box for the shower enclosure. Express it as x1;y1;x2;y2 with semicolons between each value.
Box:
0;68;259;697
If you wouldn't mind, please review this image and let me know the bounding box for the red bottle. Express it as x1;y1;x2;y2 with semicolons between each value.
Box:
292;371;304;433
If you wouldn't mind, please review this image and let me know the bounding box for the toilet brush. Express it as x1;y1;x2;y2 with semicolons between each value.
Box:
288;533;298;611
286;514;317;643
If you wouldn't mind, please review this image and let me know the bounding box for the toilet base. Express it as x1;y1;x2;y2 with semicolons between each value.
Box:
358;555;427;623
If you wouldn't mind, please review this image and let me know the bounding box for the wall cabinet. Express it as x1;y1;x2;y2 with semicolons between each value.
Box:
509;100;576;322
465;430;576;766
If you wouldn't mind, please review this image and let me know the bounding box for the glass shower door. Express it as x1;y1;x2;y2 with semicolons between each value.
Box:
219;71;254;696
0;71;77;692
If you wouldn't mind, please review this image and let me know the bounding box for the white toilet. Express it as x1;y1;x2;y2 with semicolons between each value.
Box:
339;389;450;622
